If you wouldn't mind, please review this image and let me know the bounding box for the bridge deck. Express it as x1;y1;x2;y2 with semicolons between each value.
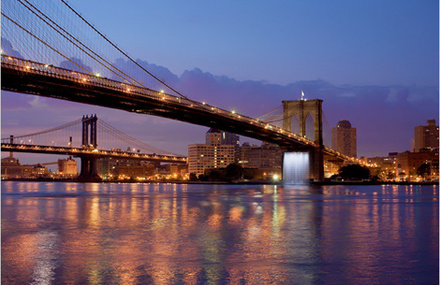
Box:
1;56;364;164
1;144;187;163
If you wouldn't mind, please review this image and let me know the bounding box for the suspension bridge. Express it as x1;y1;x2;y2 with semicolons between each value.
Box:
1;115;187;178
1;0;368;181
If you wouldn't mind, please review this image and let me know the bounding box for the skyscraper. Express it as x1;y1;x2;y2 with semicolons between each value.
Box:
332;120;357;157
413;120;439;152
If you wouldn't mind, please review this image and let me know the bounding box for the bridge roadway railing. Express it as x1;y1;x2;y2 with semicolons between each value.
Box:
1;56;315;143
1;56;369;166
1;143;187;163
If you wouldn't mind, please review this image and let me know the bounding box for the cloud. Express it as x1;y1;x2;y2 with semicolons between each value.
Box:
60;57;93;74
1;38;23;58
28;97;48;109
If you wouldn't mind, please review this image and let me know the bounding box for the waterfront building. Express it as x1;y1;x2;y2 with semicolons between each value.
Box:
238;142;256;167
245;142;283;169
1;156;48;179
57;157;77;176
188;129;235;176
188;144;235;177
413;120;439;152
396;150;439;180
1;157;32;179
100;157;156;180
114;163;155;180
366;153;398;181
170;164;188;178
332;120;357;157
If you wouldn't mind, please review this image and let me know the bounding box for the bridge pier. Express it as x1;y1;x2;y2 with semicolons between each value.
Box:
309;147;324;182
282;149;324;183
79;156;100;181
9;135;14;158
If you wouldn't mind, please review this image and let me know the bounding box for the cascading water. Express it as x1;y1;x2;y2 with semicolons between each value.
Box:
283;152;310;184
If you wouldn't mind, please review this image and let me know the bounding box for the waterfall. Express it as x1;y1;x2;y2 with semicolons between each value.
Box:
283;152;310;184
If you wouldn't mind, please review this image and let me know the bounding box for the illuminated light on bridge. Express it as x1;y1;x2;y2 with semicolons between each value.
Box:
1;115;187;179
0;1;374;181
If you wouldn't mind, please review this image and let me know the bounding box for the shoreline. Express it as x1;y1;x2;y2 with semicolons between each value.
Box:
1;178;438;186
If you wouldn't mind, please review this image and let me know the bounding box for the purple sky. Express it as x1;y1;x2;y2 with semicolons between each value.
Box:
1;0;439;166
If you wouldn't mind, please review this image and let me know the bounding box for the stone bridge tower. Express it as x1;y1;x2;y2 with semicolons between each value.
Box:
282;99;324;181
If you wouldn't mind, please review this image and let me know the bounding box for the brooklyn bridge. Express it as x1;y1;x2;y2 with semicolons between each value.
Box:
1;0;367;181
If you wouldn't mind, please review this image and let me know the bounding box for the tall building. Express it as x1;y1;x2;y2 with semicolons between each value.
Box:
413;120;439;152
188;129;236;176
205;128;240;160
222;132;240;159
205;128;222;146
332;120;357;157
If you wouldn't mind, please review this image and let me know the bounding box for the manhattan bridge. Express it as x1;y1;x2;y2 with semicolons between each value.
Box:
1;0;367;181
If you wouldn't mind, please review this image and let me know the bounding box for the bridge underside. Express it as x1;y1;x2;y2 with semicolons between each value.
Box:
2;65;312;151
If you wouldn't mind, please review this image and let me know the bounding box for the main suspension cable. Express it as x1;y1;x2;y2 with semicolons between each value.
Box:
1;12;92;75
61;0;189;99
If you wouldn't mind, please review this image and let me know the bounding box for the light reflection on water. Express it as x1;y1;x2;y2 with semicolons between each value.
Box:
2;182;438;284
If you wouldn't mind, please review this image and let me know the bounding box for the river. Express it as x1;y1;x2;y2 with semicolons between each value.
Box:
1;182;438;284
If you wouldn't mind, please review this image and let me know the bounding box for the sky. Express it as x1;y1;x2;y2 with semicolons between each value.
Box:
66;0;438;86
1;0;439;166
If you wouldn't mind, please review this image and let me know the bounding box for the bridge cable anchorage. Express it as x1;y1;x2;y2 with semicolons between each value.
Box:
1;12;93;76
16;0;144;87
60;0;189;100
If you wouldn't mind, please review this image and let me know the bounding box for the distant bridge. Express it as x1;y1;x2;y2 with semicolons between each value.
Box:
1;144;187;163
1;115;187;179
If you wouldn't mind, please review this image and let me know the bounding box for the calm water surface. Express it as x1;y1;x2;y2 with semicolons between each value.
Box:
2;182;438;284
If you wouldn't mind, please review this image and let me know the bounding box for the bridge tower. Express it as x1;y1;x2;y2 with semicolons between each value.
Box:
79;115;100;180
282;99;324;181
9;135;14;158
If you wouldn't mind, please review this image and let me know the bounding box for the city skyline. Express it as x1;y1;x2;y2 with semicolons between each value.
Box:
1;0;439;165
